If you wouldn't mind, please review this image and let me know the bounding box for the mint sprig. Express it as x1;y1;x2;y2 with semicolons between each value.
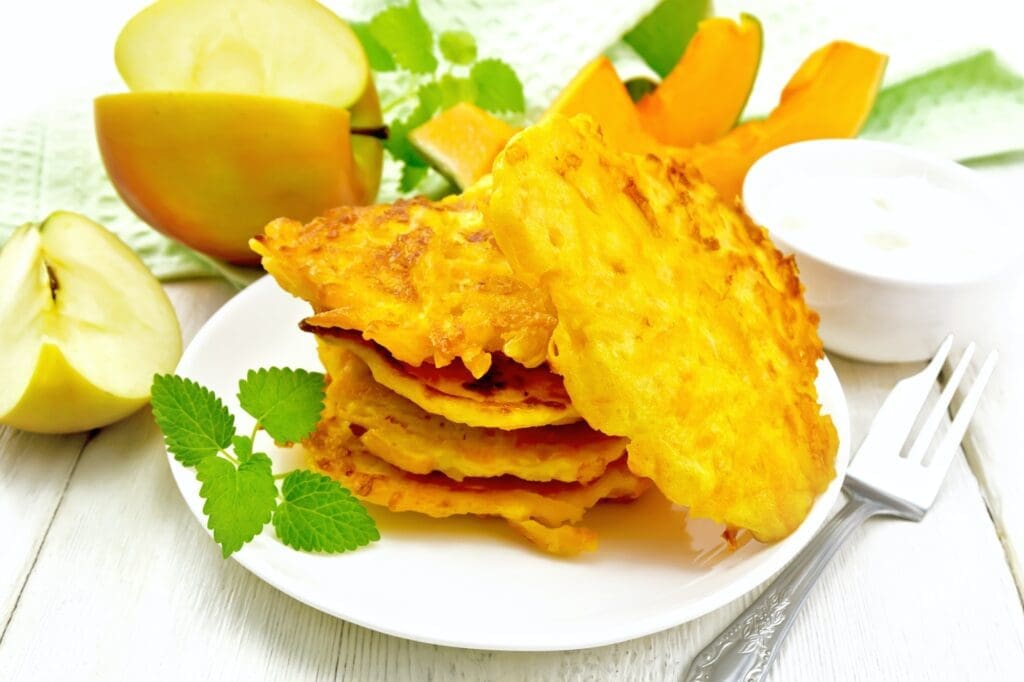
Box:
151;369;379;558
352;0;525;193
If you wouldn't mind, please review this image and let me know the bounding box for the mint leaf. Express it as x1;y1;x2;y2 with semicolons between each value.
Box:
439;30;477;65
368;1;437;74
196;453;277;558
351;22;395;72
232;434;254;460
470;59;525;113
438;74;476;109
237;367;324;444
400;164;429;192
623;0;709;78
273;470;379;553
385;81;444;192
151;374;235;466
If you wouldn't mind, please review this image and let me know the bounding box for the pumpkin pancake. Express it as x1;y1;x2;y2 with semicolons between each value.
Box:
308;327;581;429
317;341;624;483
305;403;650;554
487;115;838;542
251;180;554;378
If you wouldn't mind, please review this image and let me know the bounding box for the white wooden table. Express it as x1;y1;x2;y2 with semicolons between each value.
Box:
2;275;1023;681
2;2;1024;680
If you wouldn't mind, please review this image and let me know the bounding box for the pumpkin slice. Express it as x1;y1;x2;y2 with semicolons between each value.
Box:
683;41;888;200
637;14;763;147
408;102;518;190
545;56;658;153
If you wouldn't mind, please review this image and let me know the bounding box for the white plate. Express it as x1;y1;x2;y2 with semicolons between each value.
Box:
170;275;851;651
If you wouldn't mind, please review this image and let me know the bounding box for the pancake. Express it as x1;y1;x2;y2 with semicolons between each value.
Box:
308;328;581;429
251;180;554;378
305;411;650;554
487;115;838;542
317;341;625;483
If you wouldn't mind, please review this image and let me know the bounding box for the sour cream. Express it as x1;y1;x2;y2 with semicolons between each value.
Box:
751;170;1006;284
743;139;1022;362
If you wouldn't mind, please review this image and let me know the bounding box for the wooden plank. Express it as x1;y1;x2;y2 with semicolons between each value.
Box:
0;428;86;634
958;156;1024;597
1;339;1021;680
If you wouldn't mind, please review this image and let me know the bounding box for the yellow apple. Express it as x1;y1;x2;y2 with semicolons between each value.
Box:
0;212;182;434
115;0;368;110
95;87;383;264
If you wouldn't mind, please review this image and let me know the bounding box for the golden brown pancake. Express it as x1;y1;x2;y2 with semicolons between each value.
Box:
252;180;554;378
487;115;838;542
305;404;650;554
317;340;625;483
308;327;581;429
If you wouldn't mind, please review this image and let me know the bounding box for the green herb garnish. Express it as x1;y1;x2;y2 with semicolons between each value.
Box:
151;369;379;558
353;0;525;193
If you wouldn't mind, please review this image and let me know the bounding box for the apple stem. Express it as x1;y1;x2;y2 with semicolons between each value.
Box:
45;263;59;301
351;125;389;140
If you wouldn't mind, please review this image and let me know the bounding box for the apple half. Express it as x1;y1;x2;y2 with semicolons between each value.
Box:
115;0;368;109
0;212;182;434
95;87;383;263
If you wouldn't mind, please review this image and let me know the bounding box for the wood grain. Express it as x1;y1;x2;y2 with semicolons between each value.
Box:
957;155;1024;598
0;428;86;634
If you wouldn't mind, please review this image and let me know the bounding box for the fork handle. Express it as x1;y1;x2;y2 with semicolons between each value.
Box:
683;497;885;682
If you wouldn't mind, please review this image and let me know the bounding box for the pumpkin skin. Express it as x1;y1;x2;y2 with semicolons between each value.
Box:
682;41;888;200
637;14;763;147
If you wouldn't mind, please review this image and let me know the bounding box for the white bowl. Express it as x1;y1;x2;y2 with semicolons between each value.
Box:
743;139;1022;363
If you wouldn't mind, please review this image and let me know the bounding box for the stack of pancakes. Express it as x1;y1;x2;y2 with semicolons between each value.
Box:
252;182;650;555
252;115;838;553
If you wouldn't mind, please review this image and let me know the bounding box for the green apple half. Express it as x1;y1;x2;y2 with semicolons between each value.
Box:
0;212;182;433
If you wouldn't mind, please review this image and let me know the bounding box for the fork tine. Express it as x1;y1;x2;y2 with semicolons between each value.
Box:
904;342;976;464
850;335;954;464
925;350;998;485
914;334;955;390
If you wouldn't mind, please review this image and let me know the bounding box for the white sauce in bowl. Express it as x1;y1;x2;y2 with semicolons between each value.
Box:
744;141;1017;285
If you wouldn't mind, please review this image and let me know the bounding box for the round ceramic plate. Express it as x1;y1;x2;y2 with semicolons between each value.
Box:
170;275;851;652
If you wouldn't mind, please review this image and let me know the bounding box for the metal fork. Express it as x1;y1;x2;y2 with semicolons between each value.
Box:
684;335;998;682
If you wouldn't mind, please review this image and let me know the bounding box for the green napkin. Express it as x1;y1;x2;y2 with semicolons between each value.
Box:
862;51;1024;161
2;0;1022;283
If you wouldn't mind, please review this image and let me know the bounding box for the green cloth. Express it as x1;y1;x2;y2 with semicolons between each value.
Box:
863;51;1024;161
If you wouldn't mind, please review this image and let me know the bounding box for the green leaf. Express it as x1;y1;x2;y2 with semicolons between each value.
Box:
470;59;525;113
384;82;441;171
368;0;437;74
232;434;254;461
439;30;477;65
237;367;325;444
151;374;235;466
624;76;658;103
400;164;429;192
196;453;278;558
273;470;379;553
351;21;395;72
623;0;710;78
438;74;477;109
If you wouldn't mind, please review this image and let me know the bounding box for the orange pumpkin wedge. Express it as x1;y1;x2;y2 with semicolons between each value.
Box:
409;102;518;190
637;14;762;147
683;40;888;200
545;56;658;153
